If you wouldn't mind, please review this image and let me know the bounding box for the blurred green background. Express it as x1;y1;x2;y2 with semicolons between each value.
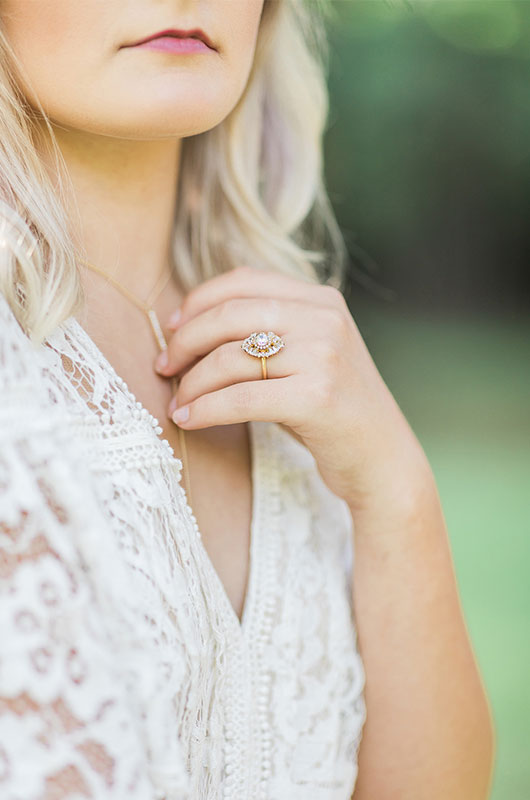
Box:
323;2;530;798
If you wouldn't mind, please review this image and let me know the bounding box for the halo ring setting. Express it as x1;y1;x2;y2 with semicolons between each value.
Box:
241;331;285;379
241;330;285;359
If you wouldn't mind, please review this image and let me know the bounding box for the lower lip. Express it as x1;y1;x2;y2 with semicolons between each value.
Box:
134;36;212;54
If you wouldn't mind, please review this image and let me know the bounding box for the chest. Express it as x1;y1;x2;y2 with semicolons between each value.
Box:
129;372;254;624
39;315;366;800
106;347;254;623
72;301;254;622
161;418;253;624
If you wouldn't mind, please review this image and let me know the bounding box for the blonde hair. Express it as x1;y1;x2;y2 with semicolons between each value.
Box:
0;0;348;345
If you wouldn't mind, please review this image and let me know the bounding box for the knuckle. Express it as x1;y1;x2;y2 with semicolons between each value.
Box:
313;337;338;364
233;264;253;278
322;284;346;309
233;384;253;413
321;305;348;336
263;297;281;327
176;374;188;403
216;343;234;371
292;389;311;425
177;287;201;320
167;330;183;361
312;373;336;409
217;297;239;322
177;296;191;319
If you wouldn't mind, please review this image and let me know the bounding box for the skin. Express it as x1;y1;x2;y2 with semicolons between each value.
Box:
160;268;497;799
2;1;495;797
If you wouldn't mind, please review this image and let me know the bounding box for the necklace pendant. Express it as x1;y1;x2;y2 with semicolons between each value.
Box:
147;308;168;351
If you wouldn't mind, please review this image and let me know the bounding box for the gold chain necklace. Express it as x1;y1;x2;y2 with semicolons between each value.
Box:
79;257;192;505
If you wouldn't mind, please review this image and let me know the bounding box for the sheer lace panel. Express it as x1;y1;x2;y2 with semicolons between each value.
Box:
1;293;367;800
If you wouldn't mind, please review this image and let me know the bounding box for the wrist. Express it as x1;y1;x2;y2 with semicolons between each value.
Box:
345;437;439;525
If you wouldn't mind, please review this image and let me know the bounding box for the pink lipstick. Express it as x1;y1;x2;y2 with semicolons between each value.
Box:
125;28;216;55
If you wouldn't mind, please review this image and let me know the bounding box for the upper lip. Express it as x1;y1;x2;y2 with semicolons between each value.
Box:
126;28;217;50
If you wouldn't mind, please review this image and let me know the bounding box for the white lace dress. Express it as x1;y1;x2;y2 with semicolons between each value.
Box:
0;292;366;800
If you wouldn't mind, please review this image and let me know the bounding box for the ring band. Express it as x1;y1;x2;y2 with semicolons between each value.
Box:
241;331;285;380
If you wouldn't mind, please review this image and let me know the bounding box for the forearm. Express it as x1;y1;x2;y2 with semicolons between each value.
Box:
349;455;495;800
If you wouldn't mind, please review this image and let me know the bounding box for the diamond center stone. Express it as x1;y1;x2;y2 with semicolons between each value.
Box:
255;332;269;348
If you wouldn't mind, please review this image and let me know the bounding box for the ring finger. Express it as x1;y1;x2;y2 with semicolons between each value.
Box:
168;334;303;413
156;297;321;377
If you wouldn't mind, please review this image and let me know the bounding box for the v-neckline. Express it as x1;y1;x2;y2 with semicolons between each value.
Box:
63;314;264;637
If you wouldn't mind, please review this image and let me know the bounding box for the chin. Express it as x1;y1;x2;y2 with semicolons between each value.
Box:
89;112;225;140
72;83;239;140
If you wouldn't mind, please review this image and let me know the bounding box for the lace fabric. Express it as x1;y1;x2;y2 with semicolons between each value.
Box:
0;292;366;800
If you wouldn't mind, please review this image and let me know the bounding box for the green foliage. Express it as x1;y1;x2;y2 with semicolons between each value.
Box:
352;302;530;800
324;0;530;311
324;4;530;797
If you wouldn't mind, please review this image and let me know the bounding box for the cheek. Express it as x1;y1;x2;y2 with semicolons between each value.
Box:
219;0;265;98
2;0;112;115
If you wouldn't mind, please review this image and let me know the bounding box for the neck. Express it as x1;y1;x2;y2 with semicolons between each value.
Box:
38;121;182;298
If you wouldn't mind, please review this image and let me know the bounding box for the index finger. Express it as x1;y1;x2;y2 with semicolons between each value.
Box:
167;264;344;330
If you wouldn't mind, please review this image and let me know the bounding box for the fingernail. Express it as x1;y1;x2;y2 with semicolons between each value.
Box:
172;406;189;424
168;308;181;328
155;351;168;372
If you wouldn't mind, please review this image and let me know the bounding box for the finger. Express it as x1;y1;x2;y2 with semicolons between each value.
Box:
171;374;303;429
166;264;345;330
168;337;304;414
158;296;310;376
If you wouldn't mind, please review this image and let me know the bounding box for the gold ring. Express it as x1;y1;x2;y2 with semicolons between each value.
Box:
241;331;285;380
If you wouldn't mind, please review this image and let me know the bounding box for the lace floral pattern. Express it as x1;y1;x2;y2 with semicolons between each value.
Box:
0;293;366;799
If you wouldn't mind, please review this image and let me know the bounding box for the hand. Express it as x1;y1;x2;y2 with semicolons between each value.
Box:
155;266;430;510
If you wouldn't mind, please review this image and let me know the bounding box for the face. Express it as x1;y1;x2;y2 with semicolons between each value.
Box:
1;0;265;139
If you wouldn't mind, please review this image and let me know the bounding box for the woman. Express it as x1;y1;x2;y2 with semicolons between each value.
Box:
0;1;494;798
